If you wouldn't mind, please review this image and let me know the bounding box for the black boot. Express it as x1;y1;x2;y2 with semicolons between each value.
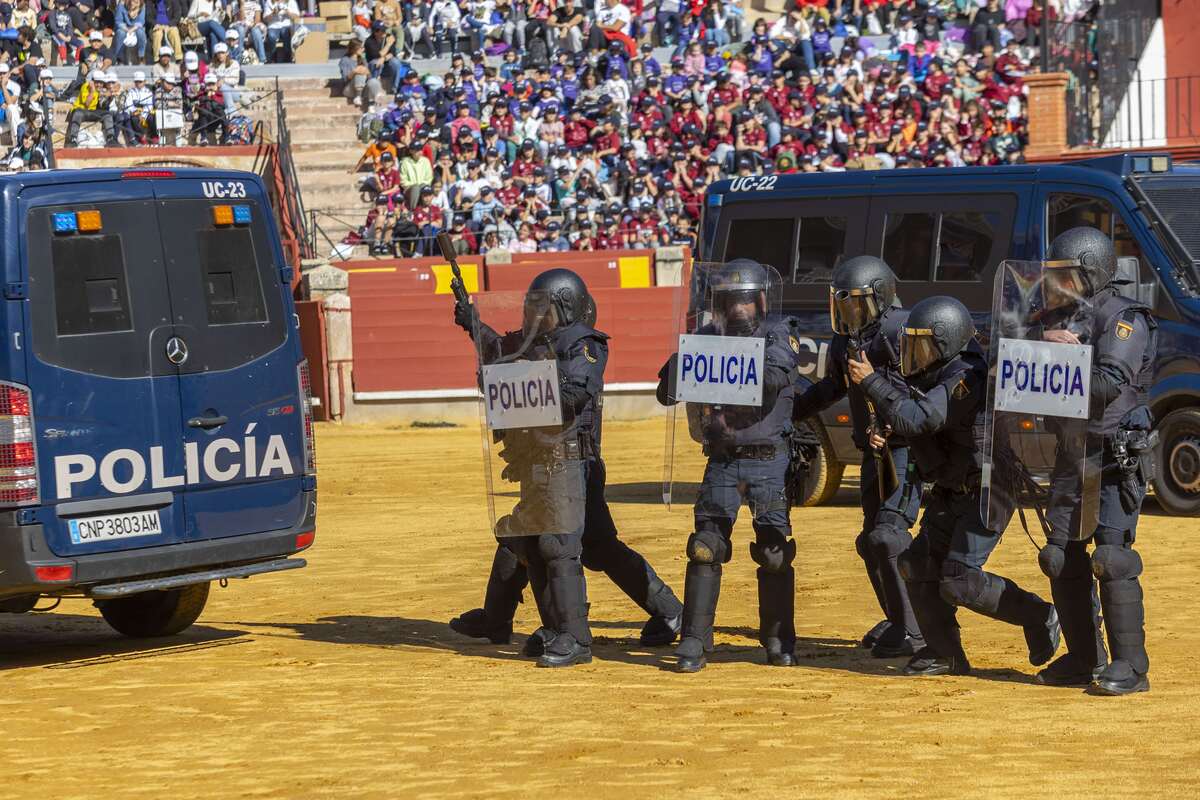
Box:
538;559;592;668
984;574;1061;666
905;577;968;669
1090;575;1149;695
674;562;721;673
757;566;796;666
871;624;924;658
861;619;891;649
521;627;556;657
639;612;682;647
904;646;971;676
1046;575;1108;681
448;608;512;644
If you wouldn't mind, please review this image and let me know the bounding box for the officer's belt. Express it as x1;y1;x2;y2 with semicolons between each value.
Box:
540;437;596;463
704;444;778;461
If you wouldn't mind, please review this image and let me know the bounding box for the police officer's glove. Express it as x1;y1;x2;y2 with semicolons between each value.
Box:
454;299;478;333
703;414;735;453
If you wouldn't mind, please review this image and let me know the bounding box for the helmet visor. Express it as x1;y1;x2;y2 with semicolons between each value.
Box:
1043;259;1089;311
829;286;881;335
713;288;764;336
899;327;941;377
522;291;558;339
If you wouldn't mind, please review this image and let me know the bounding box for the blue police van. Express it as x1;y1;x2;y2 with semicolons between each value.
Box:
702;154;1200;515
0;167;316;637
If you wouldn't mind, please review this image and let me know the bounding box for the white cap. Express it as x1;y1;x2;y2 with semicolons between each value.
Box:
89;30;103;41
9;157;22;168
159;45;174;55
226;29;240;39
0;63;11;73
204;72;218;83
214;42;228;54
165;72;179;83
133;70;146;81
39;68;52;79
184;51;199;66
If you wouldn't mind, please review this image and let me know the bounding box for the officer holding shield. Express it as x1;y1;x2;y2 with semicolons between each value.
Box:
1034;228;1156;695
451;269;684;665
847;296;1061;677
792;255;924;658
657;259;805;672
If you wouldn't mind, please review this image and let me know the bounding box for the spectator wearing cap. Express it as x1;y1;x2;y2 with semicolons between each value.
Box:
192;71;228;143
118;69;155;143
262;0;301;62
210;42;240;112
152;45;179;83
410;185;444;253
149;0;187;61
180;49;206;114
365;21;406;92
340;38;383;110
548;0;583;54
398;139;433;207
26;68;57;116
154;70;184;142
185;0;227;60
64;65;111;146
115;0;148;64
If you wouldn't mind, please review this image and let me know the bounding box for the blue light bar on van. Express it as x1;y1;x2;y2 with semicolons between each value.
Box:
52;212;77;234
233;205;252;224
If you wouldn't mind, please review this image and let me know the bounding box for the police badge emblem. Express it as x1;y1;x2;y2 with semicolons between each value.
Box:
1116;320;1134;340
583;342;598;363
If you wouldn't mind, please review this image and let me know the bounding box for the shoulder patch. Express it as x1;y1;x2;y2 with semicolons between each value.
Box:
789;335;800;354
1115;320;1134;341
582;342;598;363
952;378;970;400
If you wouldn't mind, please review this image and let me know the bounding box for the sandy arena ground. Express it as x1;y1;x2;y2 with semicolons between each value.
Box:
1;419;1197;798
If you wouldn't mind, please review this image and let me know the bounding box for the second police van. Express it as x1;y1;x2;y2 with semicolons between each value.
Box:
0;168;316;638
702;154;1200;515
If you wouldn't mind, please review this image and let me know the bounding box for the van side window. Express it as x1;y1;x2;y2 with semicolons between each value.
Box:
1046;193;1146;263
198;229;268;325
724;217;795;276
51;235;134;336
794;216;848;284
882;212;936;281
937;212;1006;282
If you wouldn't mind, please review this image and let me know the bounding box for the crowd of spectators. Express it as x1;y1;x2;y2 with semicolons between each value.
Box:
342;0;1047;256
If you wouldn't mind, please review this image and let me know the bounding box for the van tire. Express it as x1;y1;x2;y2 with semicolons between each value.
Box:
1152;408;1200;516
96;582;210;638
799;421;845;507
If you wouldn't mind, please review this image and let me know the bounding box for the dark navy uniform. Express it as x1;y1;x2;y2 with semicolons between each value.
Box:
463;320;683;650
792;305;923;653
861;342;1058;674
1040;290;1156;689
658;314;804;667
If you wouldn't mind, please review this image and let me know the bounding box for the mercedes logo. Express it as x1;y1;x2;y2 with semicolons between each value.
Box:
166;336;189;365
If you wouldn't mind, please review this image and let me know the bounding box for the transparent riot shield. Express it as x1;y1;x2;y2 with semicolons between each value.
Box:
980;260;1102;540
473;290;586;540
662;262;784;518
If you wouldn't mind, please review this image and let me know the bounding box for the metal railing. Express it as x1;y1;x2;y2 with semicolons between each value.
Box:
273;77;313;260
1101;75;1200;149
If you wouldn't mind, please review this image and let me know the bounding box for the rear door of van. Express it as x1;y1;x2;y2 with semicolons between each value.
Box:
22;179;190;557
152;175;307;542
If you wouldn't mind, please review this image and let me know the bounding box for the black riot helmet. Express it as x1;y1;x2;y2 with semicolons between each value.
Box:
829;255;898;335
709;258;772;336
899;295;976;378
524;268;592;337
1044;226;1118;310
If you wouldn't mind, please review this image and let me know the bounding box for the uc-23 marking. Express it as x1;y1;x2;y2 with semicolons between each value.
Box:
201;180;247;199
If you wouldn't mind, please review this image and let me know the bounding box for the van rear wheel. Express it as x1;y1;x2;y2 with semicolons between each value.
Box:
1153;408;1200;516
798;421;845;507
96;582;210;638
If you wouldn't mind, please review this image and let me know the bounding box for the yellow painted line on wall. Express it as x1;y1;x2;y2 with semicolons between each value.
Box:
346;267;399;273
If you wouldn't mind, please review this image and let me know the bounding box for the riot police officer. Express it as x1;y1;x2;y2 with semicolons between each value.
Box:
847;296;1061;676
450;269;684;664
656;259;804;672
792;255;924;658
1036;227;1156;695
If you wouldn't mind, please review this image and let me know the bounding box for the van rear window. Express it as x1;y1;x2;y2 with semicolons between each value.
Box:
51;235;133;336
198;228;267;325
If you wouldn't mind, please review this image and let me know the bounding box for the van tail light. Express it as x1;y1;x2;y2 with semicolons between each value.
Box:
0;383;37;506
297;361;316;475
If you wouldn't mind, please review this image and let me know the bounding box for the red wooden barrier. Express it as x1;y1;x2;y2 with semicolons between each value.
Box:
296;300;331;420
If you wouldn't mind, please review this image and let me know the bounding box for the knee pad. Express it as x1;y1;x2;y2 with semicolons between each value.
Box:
537;533;576;562
1092;545;1143;582
1038;543;1066;579
494;542;523;579
938;560;990;608
1039;541;1092;580
865;524;912;558
898;550;939;583
686;530;729;564
749;537;796;573
854;530;871;560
